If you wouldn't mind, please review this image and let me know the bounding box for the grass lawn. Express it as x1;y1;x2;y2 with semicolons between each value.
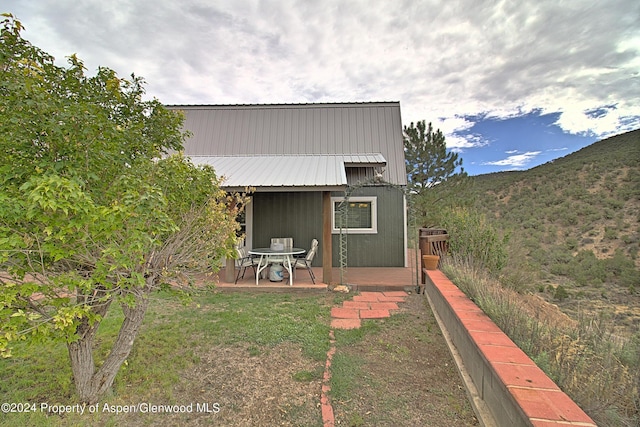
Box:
0;291;334;426
329;295;478;427
1;290;477;426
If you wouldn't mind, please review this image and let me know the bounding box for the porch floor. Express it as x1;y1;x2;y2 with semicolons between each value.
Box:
212;249;421;293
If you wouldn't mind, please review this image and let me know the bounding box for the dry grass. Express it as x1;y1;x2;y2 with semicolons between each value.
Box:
443;259;640;427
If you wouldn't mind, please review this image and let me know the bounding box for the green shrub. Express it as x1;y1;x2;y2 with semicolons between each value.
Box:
606;250;637;281
553;285;569;301
566;237;579;250
439;207;509;274
604;227;618;240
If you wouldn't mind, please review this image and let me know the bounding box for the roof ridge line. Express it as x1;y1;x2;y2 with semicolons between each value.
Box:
188;153;385;157
166;101;400;108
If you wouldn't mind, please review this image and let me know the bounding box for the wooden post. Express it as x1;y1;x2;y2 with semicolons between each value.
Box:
225;257;235;283
322;191;332;285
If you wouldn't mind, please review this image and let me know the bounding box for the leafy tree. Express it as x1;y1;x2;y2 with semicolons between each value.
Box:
403;120;468;226
0;14;242;403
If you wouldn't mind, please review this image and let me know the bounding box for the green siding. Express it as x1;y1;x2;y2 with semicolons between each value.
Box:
331;186;405;267
252;192;324;266
251;187;405;267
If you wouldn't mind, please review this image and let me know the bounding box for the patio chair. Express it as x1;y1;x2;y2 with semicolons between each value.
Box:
268;237;293;264
235;247;257;283
270;237;293;251
294;239;318;283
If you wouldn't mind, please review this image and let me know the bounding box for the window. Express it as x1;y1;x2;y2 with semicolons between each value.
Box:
331;196;377;234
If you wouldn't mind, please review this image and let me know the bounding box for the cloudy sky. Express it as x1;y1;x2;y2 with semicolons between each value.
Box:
5;0;640;175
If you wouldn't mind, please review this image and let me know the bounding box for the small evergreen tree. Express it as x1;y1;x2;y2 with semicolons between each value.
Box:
403;120;469;226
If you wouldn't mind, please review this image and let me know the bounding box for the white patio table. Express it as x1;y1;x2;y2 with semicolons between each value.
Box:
248;247;306;286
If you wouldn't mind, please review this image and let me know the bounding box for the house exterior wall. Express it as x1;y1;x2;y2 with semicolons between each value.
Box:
170;102;407;186
251;186;406;268
331;186;405;267
252;192;324;266
168;102;408;268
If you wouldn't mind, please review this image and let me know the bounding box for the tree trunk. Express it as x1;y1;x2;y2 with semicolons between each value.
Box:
67;333;96;402
68;286;151;404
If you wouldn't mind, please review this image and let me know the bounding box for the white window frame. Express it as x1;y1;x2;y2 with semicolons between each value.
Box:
331;196;378;234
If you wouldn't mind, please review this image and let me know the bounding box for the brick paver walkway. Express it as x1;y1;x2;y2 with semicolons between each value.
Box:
329;291;409;329
321;291;409;426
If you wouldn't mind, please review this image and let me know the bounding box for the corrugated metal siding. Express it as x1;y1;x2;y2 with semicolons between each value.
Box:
252;192;324;266
169;103;407;186
251;188;405;267
345;167;376;185
250;187;405;267
331;186;405;267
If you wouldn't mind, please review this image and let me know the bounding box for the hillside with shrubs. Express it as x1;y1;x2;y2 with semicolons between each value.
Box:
470;129;640;334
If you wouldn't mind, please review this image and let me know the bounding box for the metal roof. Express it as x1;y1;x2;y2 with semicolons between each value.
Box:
168;102;407;187
190;154;386;191
341;153;387;165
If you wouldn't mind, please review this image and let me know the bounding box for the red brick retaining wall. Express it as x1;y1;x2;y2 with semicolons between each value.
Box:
424;269;596;427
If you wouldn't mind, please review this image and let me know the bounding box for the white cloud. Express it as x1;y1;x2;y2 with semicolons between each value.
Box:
6;0;640;140
483;151;543;168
